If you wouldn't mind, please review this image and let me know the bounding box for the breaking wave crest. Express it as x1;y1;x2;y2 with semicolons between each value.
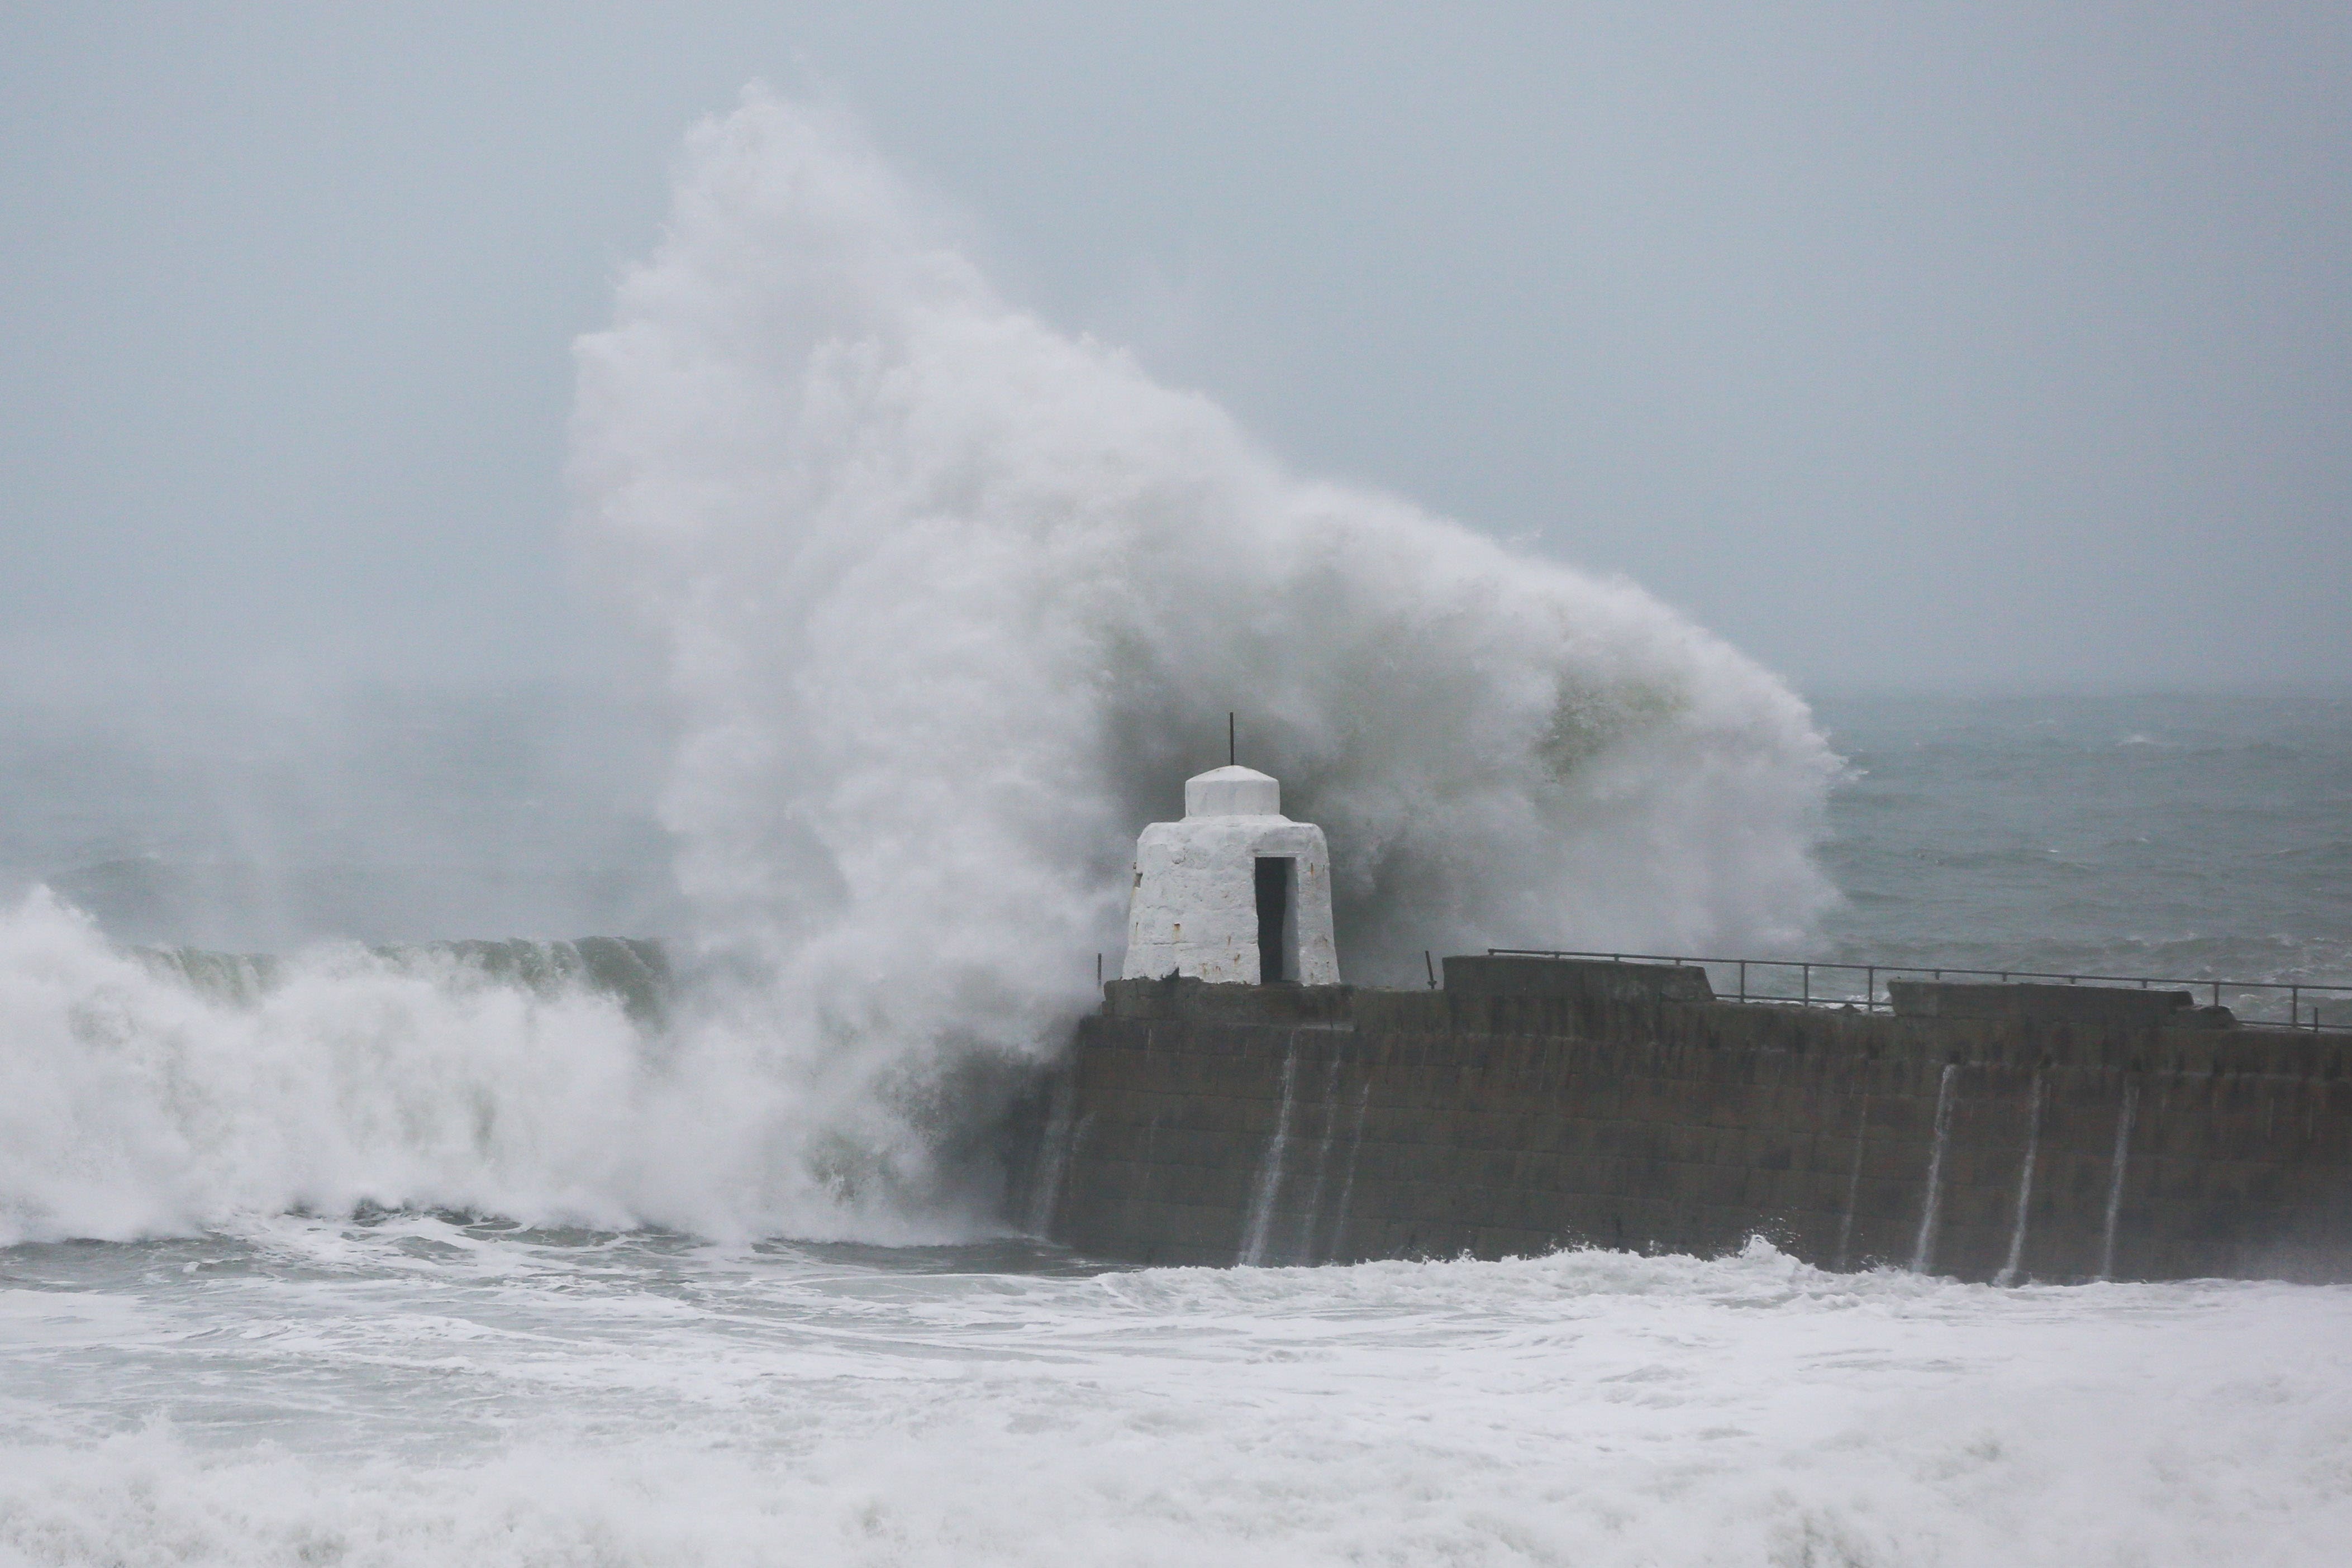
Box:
0;889;1016;1245
1;89;1833;1245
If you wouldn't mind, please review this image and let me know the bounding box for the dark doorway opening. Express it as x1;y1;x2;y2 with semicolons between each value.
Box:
1254;856;1294;984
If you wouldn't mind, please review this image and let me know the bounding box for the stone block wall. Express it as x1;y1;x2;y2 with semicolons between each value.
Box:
1026;970;2352;1281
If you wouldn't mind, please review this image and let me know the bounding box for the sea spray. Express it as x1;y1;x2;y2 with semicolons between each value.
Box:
0;90;1837;1248
560;88;1836;1237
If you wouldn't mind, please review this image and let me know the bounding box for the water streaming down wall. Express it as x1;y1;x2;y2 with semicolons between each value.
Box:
1911;1065;1959;1273
1834;1091;1872;1270
2099;1080;2141;1281
1296;1056;1347;1264
1327;1081;1372;1264
1023;1073;1083;1237
1026;960;2352;1282
1238;1042;1300;1266
1994;1074;2045;1286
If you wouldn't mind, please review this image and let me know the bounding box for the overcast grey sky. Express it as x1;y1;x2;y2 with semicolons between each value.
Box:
3;3;2345;695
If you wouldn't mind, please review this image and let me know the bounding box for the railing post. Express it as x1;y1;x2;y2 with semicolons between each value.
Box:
1491;945;2336;1032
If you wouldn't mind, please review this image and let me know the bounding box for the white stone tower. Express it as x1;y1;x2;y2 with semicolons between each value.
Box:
1121;765;1341;985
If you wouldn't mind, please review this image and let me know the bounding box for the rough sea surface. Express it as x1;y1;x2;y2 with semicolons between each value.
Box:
6;1222;2349;1567
1817;690;2352;993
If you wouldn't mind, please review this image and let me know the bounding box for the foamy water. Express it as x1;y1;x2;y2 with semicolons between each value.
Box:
4;1223;2347;1566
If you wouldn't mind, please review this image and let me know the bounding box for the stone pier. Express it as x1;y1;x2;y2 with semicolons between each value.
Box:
1017;957;2352;1282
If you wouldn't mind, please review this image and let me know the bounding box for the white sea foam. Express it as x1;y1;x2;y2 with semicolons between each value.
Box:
2;1231;2348;1565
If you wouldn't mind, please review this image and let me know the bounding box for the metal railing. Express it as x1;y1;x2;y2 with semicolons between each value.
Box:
1484;949;2352;1031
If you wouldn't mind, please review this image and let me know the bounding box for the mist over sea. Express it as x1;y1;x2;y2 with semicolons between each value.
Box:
6;685;2346;984
4;95;2349;1567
